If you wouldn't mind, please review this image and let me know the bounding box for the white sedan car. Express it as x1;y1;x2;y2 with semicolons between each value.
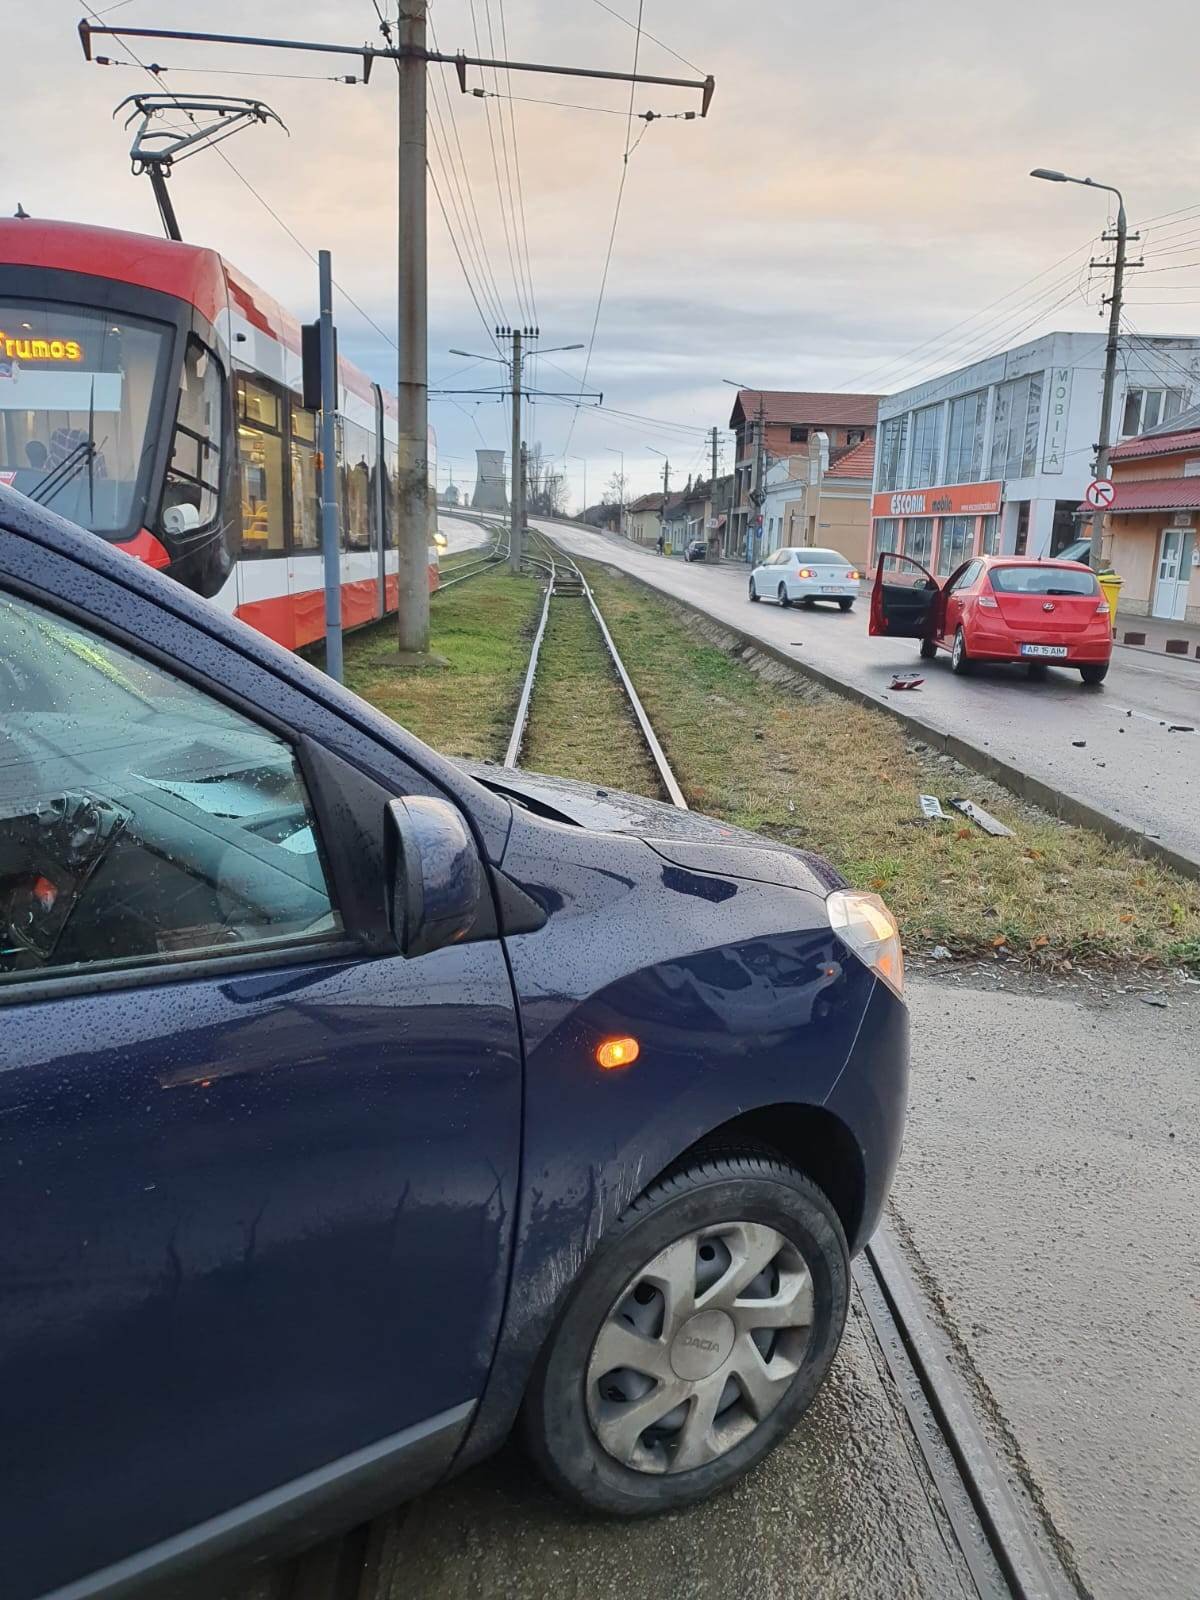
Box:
748;547;862;609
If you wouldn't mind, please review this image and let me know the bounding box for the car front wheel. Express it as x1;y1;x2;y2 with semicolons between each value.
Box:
522;1153;849;1516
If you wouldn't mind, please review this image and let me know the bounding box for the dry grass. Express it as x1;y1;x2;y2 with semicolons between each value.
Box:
578;559;1200;970
340;568;543;762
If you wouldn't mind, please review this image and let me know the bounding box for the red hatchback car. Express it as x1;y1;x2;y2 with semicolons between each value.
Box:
870;553;1113;684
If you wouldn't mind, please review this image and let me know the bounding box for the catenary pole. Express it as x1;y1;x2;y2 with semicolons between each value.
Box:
395;0;430;654
318;250;343;682
509;328;523;570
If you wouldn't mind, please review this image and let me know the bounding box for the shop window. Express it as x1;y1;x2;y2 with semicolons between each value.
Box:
877;415;909;492
936;515;974;576
873;517;900;560
909;405;943;489
945;391;986;485
989;374;1044;481
236;375;285;555
290;404;320;552
904;517;934;566
789;426;809;444
160;338;224;535
1014;501;1030;556
980;514;1001;555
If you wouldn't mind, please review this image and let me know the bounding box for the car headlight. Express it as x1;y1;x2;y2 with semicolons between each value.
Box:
827;889;904;997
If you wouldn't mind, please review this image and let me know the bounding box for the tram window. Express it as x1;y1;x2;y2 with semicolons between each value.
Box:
160;338;224;535
289;403;320;552
236;376;285;556
341;418;372;552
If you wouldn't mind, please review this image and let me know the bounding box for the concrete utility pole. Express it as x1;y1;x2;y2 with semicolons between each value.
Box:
710;426;719;488
509;326;523;571
396;0;430;654
317;250;343;682
1031;168;1137;572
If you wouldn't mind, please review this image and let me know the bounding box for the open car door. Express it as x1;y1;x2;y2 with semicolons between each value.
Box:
870;551;942;638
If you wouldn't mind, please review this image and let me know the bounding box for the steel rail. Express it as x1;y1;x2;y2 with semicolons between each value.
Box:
503;561;557;770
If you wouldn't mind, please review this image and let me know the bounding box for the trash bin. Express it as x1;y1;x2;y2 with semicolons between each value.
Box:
1098;571;1122;638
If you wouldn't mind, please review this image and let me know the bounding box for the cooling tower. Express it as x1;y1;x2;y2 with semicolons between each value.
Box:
471;448;508;513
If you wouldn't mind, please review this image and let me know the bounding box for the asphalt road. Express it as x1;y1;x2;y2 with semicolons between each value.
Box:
894;972;1200;1599
534;522;1200;874
435;514;491;558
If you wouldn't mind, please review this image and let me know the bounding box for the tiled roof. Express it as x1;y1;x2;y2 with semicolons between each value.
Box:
827;437;876;480
728;389;881;429
627;491;665;511
1079;477;1200;514
1111;428;1200;461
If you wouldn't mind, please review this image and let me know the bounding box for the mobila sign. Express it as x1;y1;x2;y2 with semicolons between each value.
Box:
872;481;1003;518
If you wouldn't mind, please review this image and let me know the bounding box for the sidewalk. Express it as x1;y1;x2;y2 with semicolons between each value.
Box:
1115;610;1200;661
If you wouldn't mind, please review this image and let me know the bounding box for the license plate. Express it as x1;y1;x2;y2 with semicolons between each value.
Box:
1020;643;1068;658
819;585;844;593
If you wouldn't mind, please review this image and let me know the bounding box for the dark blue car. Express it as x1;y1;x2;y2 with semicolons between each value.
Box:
0;485;908;1599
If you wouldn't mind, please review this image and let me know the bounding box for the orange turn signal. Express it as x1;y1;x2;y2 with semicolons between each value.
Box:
596;1036;640;1071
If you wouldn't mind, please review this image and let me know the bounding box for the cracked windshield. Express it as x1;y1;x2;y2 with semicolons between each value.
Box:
2;4;1197;1600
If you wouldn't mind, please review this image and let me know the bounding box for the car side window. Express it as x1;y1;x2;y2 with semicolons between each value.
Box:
0;592;341;987
945;560;981;596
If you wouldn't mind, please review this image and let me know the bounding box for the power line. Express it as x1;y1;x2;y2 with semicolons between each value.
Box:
468;0;530;326
85;2;398;353
427;10;510;327
589;0;705;75
562;0;646;455
496;0;539;328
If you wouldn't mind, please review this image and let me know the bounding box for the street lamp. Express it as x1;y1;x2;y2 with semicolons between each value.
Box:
1031;167;1128;572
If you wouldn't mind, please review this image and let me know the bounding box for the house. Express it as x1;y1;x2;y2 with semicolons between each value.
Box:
727;388;879;561
1098;403;1200;623
625;490;665;546
759;436;877;566
662;488;690;551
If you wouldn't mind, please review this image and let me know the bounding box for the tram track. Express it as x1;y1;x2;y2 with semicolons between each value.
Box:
509;530;1076;1600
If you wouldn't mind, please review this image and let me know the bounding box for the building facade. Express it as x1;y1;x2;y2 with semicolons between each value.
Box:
1102;404;1200;621
625;491;664;545
727;389;879;560
759;436;876;566
870;331;1200;576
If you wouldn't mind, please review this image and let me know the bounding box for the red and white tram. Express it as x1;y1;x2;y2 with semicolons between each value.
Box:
0;217;438;651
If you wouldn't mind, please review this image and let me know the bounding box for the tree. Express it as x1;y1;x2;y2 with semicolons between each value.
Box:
605;469;629;510
524;442;569;518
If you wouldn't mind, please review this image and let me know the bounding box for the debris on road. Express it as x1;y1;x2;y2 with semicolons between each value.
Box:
1168;725;1194;733
950;797;1015;838
1139;994;1169;1008
919;794;949;820
889;673;925;690
1072;739;1087;748
930;945;953;961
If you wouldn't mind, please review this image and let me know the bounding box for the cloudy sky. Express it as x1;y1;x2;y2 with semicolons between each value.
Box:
14;1;1200;505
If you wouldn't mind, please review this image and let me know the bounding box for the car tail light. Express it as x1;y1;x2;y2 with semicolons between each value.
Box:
977;594;998;609
827;890;904;996
797;567;814;579
847;569;861;581
1096;599;1110;614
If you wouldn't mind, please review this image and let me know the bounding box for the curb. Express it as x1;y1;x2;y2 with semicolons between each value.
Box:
579;548;1200;885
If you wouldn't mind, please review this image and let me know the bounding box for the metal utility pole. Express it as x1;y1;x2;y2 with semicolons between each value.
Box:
1031;168;1137;572
509;326;523;571
317;250;343;683
395;0;431;654
80;17;714;632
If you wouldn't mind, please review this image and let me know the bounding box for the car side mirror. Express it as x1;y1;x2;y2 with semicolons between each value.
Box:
384;796;482;957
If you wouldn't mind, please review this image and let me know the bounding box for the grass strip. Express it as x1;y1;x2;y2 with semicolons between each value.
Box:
576;558;1200;971
521;593;663;798
340;568;543;762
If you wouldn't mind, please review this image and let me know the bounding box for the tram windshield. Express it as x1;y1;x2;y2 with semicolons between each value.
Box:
0;299;169;538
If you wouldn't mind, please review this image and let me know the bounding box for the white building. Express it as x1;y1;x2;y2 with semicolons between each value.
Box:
869;330;1200;572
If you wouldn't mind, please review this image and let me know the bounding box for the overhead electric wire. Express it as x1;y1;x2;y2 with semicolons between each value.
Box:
588;0;705;75
427;10;511;328
468;0;531;328
562;0;647;455
84;3;397;354
496;0;539;328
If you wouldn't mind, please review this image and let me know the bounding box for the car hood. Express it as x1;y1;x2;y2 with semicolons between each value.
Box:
456;760;845;898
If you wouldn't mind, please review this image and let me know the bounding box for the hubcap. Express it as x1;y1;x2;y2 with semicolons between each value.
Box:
585;1222;814;1475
